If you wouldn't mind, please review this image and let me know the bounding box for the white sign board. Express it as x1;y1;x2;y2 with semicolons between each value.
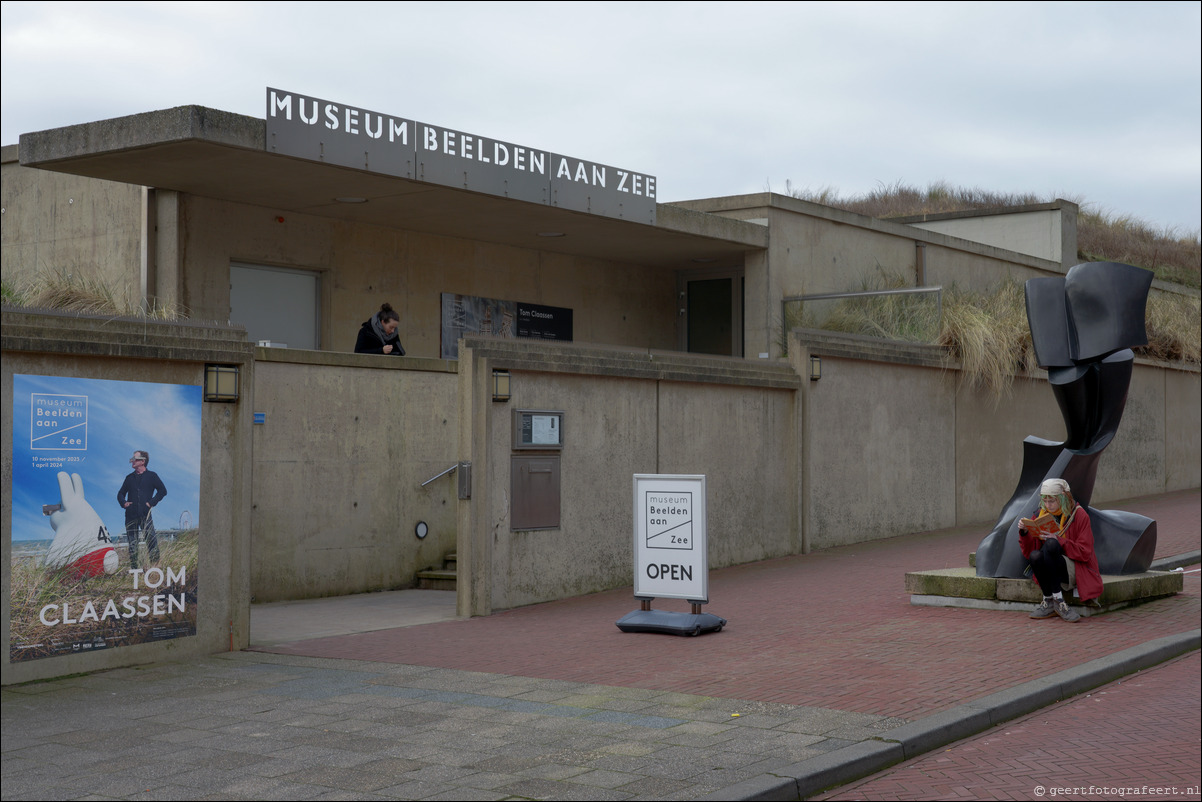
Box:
632;474;707;601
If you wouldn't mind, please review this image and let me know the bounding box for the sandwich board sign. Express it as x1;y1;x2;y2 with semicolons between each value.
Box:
633;474;707;601
618;474;725;635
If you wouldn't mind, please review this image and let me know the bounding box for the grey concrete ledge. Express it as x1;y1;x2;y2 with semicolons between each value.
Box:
790;328;950;370
1152;550;1201;570
2;307;255;363
20;105;264;164
709;629;1200;800
253;345;457;374
462;335;802;389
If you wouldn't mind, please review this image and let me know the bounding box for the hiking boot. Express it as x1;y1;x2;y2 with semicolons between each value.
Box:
1029;599;1056;619
1054;598;1081;622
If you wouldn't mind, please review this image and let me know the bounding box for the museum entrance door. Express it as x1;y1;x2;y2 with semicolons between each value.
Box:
678;268;743;357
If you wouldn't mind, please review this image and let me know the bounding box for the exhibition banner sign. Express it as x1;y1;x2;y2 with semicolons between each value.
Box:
9;375;203;663
440;292;573;359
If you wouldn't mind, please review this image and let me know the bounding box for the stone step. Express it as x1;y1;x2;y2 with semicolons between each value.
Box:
416;552;458;590
416;568;456;591
904;567;1183;615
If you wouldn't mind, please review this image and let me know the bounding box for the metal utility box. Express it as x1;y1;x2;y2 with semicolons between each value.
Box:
512;409;564;450
511;455;561;530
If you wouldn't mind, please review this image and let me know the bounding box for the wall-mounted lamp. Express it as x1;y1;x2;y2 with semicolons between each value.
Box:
204;364;240;402
808;356;822;381
492;369;511;402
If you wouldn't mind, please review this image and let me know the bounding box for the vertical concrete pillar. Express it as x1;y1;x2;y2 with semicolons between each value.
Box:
153;190;182;310
788;330;812;554
456;345;493;617
140;187;157;312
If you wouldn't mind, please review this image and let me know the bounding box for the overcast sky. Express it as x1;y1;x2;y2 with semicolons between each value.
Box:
3;1;1199;234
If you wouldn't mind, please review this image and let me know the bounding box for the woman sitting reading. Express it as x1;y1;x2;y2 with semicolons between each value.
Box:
1017;478;1103;622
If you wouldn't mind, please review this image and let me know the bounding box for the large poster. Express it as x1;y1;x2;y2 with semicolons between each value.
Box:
9;375;202;663
440;292;573;359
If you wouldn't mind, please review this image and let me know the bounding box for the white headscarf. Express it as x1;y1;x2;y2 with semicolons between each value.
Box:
1040;478;1070;496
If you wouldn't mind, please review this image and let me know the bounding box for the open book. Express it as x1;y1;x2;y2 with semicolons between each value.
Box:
1020;511;1061;538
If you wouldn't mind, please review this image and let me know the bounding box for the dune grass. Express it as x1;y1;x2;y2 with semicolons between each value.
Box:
1;266;186;319
783;268;1198;396
785;179;1201;290
9;531;199;663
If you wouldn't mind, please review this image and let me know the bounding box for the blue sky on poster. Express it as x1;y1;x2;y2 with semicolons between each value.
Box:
10;375;202;543
1;1;1199;233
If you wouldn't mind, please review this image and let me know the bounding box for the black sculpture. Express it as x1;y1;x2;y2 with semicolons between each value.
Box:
976;262;1157;580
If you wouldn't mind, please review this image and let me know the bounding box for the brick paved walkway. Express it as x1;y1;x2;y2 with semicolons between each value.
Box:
264;490;1201;721
816;650;1201;801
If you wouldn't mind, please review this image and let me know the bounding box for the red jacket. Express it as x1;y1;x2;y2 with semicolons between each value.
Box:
1020;506;1104;601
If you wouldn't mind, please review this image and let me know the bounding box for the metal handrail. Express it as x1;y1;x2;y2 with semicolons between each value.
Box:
421;463;459;487
781;286;943;338
781;285;942;303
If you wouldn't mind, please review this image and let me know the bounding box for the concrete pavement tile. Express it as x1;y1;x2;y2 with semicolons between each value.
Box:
495;777;635;800
620;747;716;781
233;756;320;779
359;709;443;727
276;765;403;792
185;750;273;771
561;767;645;788
807;736;860;753
421;790;508;801
569;752;658;774
287;731;401;753
441;769;524;790
55;767;196;798
416;748;500;768
375;778;470;798
126;784;223;800
583;710;688;728
597;740;666;757
215;775;331;800
657;719;737;737
471;751;558;773
190;732;301;755
297;793;402;801
696;755;799;790
658;729;743;749
259;712;343;729
263;744;380;768
773;707;893;735
609;775;697;798
0;789;87;802
514;761;595;780
402;763;491;784
154;726;231;745
822;721;910;741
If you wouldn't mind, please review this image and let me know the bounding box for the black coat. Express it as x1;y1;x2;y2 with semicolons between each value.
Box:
355;321;405;355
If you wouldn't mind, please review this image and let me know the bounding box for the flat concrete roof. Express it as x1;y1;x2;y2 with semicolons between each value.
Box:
15;106;767;270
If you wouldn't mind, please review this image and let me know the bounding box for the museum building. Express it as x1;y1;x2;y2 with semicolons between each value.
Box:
3;88;1196;683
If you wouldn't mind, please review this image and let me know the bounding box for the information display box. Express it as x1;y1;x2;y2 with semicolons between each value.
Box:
512;409;564;450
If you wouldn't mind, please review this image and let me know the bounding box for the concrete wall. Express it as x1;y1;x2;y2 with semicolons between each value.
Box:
455;338;800;616
248;349;460;602
175;195;679;357
673;194;1071;360
896;201;1078;268
793;329;1200;552
1;147;144;308
2;310;254;685
248;333;1194;614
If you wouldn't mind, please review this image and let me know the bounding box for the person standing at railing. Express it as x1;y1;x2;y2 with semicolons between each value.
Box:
355;302;406;355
